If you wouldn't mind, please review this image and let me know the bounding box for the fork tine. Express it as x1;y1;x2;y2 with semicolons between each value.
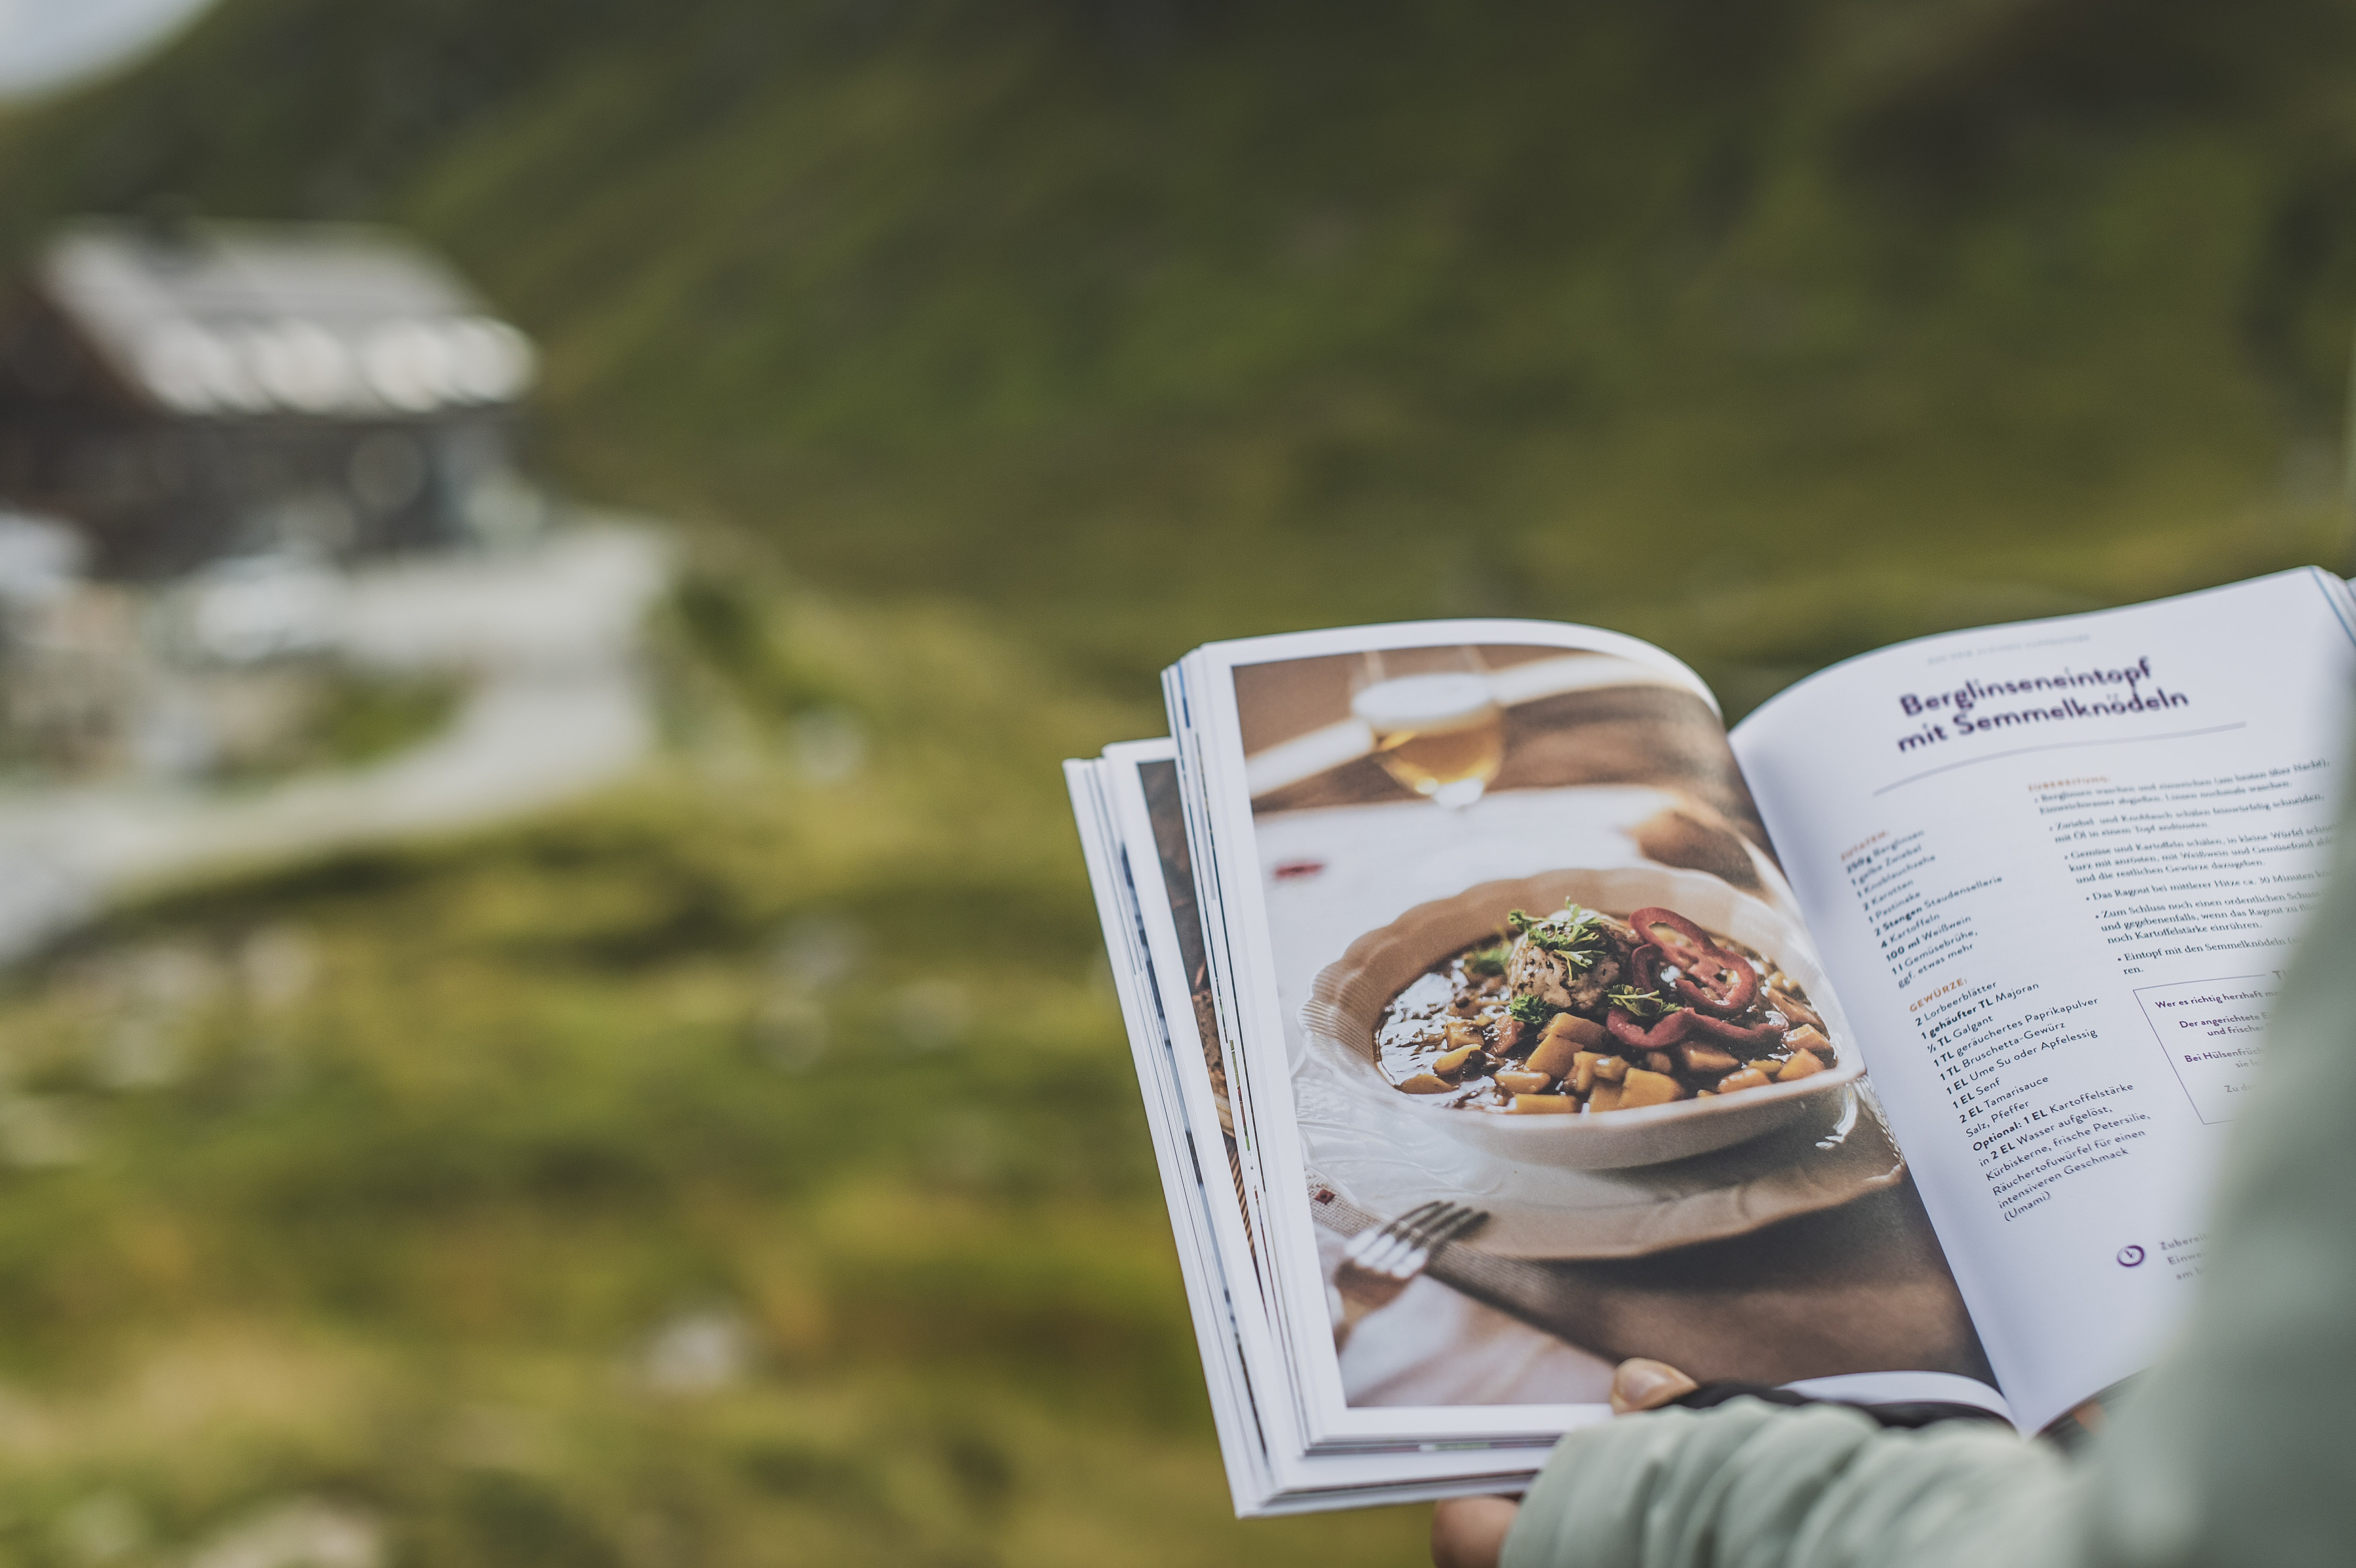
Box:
1394;1205;1486;1275
1411;1202;1476;1249
1431;1203;1485;1243
1355;1201;1447;1274
1343;1200;1440;1267
1388;1204;1472;1272
1374;1204;1488;1279
1365;1202;1473;1276
1359;1230;1412;1274
1359;1203;1443;1272
1384;1203;1453;1256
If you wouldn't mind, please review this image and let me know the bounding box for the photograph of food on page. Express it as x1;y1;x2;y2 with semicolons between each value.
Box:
1235;641;1995;1409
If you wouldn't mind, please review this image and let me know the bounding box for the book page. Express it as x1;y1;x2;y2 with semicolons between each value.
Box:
1729;568;2356;1433
1168;621;1998;1451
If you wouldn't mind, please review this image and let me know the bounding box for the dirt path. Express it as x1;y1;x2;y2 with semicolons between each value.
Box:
0;525;667;958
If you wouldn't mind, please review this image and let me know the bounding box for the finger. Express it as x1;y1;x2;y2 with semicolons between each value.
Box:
1431;1495;1519;1568
1610;1357;1698;1415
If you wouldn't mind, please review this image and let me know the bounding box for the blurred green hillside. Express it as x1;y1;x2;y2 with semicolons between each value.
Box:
0;0;2352;1563
7;0;2356;693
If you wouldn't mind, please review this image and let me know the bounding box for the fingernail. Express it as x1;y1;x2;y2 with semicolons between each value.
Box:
1611;1358;1698;1414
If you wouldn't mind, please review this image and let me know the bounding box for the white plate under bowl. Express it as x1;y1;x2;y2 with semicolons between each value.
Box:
1300;866;1865;1170
1308;1086;1906;1260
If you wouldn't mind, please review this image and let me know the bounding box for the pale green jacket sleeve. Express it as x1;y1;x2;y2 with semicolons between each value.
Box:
1502;762;2356;1568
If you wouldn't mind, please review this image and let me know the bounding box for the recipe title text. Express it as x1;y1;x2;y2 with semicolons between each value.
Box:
1894;656;2188;754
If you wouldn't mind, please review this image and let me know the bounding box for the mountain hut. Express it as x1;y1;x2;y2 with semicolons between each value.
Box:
0;219;536;577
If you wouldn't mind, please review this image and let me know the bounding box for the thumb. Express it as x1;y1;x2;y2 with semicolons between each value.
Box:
1609;1357;1698;1415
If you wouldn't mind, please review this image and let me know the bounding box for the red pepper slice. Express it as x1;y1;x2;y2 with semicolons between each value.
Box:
1673;948;1758;1018
1606;1005;1691;1052
1614;945;1695;1047
1682;1013;1781;1049
1627;907;1714;968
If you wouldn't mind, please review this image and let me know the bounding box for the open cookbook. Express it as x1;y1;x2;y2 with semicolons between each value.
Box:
1064;567;2356;1515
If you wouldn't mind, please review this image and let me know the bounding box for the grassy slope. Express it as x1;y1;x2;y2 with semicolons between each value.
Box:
0;0;2354;1560
0;600;1444;1565
9;0;2356;687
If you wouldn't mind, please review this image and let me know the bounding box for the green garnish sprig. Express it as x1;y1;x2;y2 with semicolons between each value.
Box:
1605;984;1684;1021
1506;993;1557;1026
1506;902;1608;971
1464;942;1510;977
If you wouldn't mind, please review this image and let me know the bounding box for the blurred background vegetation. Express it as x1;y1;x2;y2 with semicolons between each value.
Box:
0;0;2352;1562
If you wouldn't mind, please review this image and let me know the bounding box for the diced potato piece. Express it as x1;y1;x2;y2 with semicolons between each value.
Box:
1509;1093;1579;1115
1527;1019;1600;1078
1433;1044;1489;1080
1777;1049;1826;1081
1618;1068;1682;1109
1587;1081;1625;1113
1693;1089;1718;1098
1494;1070;1551;1095
1784;1025;1833;1059
1524;1034;1576;1079
1399;1073;1455;1094
1716;1068;1772;1095
1568;1050;1603;1095
1539;1012;1607;1050
1680;1042;1740;1075
1492;1019;1528;1055
1444;1019;1484;1050
1745;1059;1782;1075
1592;1055;1630;1083
1768;986;1823;1030
1641;1050;1676;1076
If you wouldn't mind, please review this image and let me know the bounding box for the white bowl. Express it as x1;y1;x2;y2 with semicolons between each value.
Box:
1300;866;1864;1170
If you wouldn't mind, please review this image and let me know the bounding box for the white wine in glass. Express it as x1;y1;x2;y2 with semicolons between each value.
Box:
1350;650;1504;808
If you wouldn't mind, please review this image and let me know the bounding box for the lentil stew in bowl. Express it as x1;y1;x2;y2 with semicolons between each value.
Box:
1377;902;1835;1115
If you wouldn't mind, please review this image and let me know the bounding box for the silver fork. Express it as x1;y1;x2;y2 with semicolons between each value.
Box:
1332;1200;1489;1339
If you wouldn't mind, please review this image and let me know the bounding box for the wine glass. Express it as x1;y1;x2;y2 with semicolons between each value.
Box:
1349;646;1504;809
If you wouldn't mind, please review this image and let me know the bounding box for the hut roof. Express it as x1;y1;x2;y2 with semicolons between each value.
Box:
34;220;535;419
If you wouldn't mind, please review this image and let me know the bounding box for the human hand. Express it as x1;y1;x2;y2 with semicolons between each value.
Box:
1429;1359;1698;1568
1430;1495;1516;1568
